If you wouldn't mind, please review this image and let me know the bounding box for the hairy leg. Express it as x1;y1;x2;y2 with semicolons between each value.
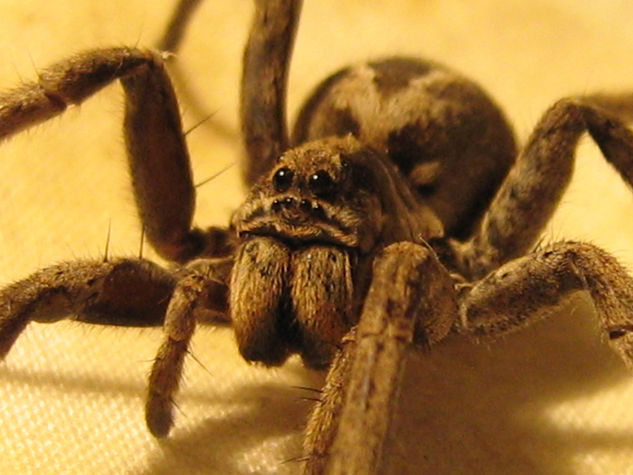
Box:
0;47;233;264
0;258;177;359
120;51;233;262
240;0;302;185
0;251;230;434
0;48;149;140
454;96;633;279
303;242;457;475
458;240;633;366
145;273;203;436
145;258;229;436
302;333;353;475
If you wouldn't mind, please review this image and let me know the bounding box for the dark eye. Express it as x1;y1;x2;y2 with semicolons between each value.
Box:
309;169;335;198
272;167;294;192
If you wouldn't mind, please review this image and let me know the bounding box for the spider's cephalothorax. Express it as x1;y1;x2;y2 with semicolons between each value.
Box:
230;135;446;368
4;1;633;474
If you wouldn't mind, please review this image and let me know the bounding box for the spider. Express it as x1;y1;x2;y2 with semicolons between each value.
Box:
2;0;633;473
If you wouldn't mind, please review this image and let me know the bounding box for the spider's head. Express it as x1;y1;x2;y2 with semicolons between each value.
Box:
230;136;444;368
232;135;443;252
233;136;380;251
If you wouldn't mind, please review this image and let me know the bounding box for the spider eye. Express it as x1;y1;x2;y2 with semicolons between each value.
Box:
272;167;294;192
309;170;335;198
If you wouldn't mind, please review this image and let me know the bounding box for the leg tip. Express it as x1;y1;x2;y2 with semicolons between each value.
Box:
146;396;174;438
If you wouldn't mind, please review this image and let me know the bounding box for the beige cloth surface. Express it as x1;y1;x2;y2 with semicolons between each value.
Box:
1;0;633;473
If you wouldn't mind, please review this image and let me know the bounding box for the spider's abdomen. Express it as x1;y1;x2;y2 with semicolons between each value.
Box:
292;57;517;239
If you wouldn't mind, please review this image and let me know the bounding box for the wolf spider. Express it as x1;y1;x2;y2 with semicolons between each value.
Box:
2;0;633;473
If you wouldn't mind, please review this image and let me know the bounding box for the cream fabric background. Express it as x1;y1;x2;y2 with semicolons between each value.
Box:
1;1;633;474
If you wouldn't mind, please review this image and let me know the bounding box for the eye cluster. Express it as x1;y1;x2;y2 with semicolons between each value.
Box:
272;166;336;199
272;167;294;192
